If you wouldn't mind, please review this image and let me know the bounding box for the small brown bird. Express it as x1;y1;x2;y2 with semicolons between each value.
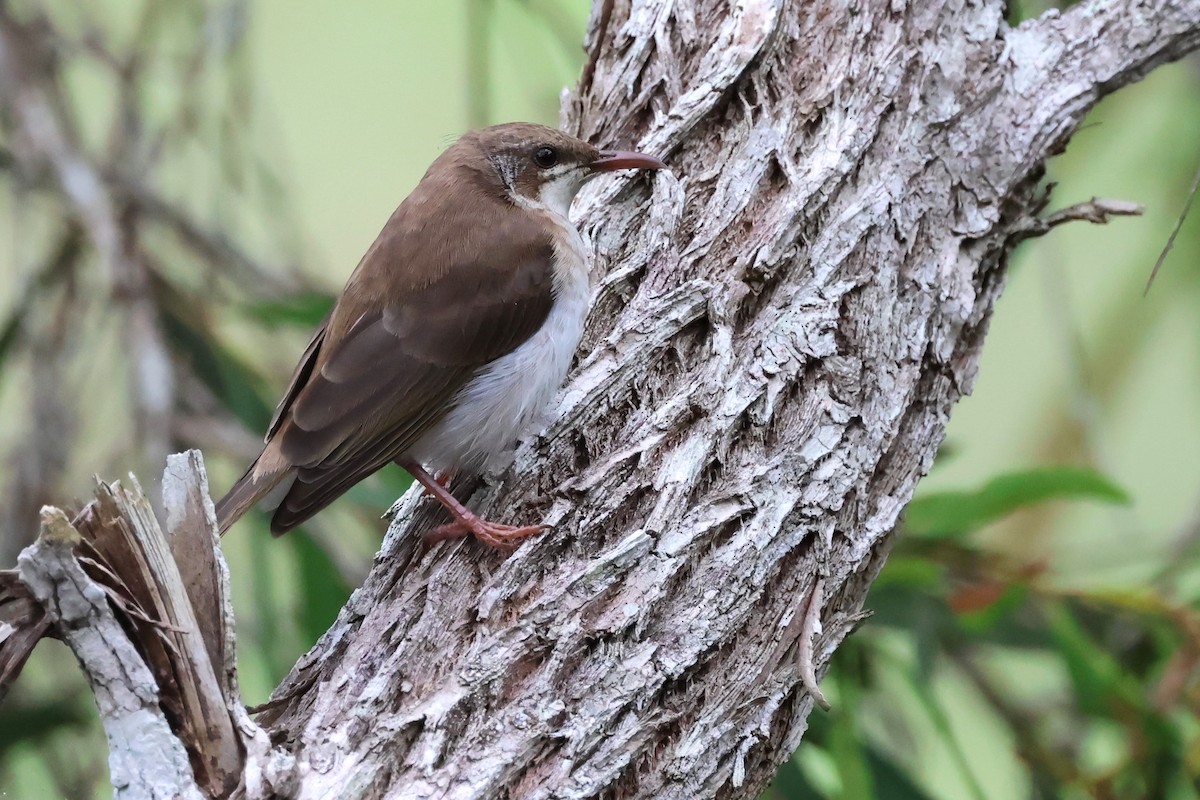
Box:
216;122;665;547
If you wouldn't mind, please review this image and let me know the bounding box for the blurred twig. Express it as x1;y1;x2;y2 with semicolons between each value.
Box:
0;2;307;556
117;176;295;293
0;10;315;789
0;232;83;567
466;0;494;127
1144;162;1200;294
0;7;176;472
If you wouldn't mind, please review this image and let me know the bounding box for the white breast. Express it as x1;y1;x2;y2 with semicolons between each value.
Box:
406;223;589;475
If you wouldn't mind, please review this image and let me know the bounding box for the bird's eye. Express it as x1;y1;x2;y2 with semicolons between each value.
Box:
533;145;558;169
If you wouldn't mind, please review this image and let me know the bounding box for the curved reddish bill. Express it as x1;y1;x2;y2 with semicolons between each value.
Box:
589;149;668;172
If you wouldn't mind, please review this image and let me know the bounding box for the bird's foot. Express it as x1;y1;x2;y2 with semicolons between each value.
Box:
424;518;550;550
401;460;547;550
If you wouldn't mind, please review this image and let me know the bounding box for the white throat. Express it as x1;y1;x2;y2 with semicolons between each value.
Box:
510;168;586;220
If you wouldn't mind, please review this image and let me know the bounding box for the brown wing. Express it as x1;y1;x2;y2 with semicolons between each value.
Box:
268;239;558;533
267;310;331;440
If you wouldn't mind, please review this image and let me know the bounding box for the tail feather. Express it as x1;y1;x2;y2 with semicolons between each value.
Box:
215;451;290;534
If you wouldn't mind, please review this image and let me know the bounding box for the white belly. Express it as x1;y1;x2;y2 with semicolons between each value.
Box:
406;243;589;475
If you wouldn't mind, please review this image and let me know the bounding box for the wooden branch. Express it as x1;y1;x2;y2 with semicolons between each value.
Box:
0;453;296;798
0;572;50;702
17;508;205;800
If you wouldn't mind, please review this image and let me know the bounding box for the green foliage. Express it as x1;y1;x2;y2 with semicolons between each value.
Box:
244;292;336;330
905;467;1130;539
293;531;354;644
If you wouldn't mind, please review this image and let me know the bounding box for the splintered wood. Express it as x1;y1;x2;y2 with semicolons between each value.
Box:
1;452;276;799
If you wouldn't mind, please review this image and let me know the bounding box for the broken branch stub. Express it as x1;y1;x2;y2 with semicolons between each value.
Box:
2;451;273;798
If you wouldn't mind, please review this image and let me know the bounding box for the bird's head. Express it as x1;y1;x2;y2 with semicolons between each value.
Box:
461;122;666;218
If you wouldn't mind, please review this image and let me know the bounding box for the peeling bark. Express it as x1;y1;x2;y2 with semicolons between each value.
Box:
18;508;206;800
253;1;1200;798
1;456;290;799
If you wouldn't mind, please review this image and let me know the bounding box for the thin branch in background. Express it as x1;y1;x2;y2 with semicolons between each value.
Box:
0;8;176;472
0;2;305;534
1024;203;1151;426
1010;193;1151;547
1041;235;1104;463
0;4;321;794
0;223;83;371
466;0;494;128
1144;161;1200;294
118;177;296;294
0;227;85;567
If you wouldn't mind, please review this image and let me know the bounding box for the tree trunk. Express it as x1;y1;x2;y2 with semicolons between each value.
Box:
251;1;1200;798
4;1;1199;798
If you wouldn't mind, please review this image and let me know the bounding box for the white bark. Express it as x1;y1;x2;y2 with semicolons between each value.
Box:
251;1;1200;798
2;455;291;798
17;508;205;800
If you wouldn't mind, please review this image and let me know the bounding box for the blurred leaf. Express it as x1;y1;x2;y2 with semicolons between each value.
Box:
0;308;24;373
864;746;936;800
872;579;1055;654
248;527;292;684
953;583;1031;632
871;555;943;591
906;467;1131;538
292;530;352;645
902;666;988;800
243;292;334;329
1080;586;1185;619
766;756;823;799
1045;602;1153;724
828;672;873;799
0;696;91;752
157;291;275;431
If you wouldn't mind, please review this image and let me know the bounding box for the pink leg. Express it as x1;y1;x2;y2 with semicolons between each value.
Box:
401;461;548;550
419;469;456;497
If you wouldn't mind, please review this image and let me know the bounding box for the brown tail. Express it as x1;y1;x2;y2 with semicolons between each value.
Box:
215;447;291;534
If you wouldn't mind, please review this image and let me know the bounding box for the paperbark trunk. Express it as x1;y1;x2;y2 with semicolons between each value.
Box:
252;1;1200;798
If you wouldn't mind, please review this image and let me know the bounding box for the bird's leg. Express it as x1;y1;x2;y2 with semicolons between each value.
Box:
396;460;455;495
421;469;457;497
401;460;548;550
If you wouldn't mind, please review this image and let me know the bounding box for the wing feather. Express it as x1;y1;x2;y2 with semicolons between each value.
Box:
266;311;330;440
